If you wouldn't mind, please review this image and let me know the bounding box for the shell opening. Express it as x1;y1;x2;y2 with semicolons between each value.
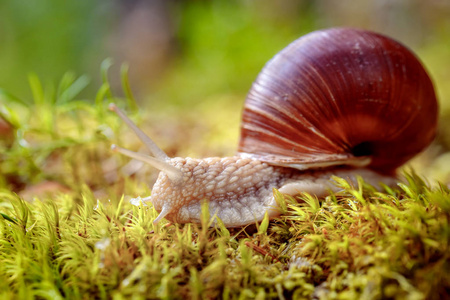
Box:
351;142;373;157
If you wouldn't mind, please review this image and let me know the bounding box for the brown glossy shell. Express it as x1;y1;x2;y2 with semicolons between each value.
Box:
238;28;438;174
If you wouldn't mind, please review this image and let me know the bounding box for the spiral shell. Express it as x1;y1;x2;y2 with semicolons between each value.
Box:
238;28;438;174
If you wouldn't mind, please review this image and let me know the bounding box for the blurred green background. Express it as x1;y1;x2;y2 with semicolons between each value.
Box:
1;0;449;103
1;0;450;186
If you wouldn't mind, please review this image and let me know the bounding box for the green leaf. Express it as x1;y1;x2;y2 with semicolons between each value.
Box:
120;63;138;112
0;212;18;224
28;73;45;105
258;212;269;235
57;73;90;104
100;58;114;99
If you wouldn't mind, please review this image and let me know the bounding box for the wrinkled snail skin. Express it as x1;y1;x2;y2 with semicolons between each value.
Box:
150;157;397;227
110;27;438;228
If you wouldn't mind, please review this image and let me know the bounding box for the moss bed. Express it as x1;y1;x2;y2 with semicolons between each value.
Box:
0;74;449;299
0;172;448;299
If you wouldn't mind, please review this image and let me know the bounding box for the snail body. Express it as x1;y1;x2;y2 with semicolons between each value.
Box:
149;157;395;227
110;28;438;228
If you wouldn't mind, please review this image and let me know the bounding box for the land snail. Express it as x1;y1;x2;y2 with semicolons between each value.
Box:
110;27;438;228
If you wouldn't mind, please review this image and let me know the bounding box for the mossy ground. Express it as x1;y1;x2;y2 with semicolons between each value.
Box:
0;173;448;299
0;73;449;299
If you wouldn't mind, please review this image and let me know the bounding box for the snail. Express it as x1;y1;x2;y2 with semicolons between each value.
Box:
110;28;438;228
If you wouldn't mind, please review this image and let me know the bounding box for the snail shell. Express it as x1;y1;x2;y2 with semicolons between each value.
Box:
238;28;438;174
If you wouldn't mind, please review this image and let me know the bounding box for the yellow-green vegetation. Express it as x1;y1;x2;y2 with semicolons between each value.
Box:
0;174;448;299
0;74;449;299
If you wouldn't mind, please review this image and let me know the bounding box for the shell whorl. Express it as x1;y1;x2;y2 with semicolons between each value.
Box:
238;28;438;174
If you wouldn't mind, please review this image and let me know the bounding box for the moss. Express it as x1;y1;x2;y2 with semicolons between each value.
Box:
0;171;448;299
0;73;449;299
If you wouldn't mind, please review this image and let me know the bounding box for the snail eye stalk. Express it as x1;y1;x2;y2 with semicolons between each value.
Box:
109;103;169;161
109;103;183;183
111;145;182;183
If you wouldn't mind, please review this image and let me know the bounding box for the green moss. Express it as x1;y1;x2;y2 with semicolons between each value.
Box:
0;74;449;299
0;172;448;299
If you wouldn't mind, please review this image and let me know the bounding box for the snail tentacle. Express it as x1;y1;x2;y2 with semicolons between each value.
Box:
109;103;169;161
153;204;173;224
111;144;183;183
